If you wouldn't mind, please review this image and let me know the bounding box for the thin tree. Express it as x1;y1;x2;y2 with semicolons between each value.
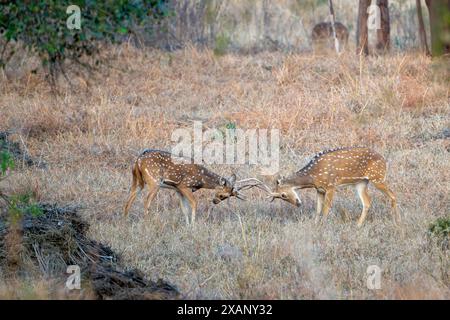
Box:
356;0;371;55
416;0;430;55
426;0;450;56
376;0;390;52
328;0;340;53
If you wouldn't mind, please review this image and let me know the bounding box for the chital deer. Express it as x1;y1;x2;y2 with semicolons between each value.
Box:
312;22;349;51
124;149;269;224
267;147;399;227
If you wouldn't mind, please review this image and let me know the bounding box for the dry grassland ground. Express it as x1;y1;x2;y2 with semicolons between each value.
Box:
0;45;449;299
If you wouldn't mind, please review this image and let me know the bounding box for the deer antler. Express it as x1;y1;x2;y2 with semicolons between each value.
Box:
233;178;276;201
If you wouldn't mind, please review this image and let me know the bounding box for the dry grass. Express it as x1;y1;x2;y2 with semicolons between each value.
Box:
0;45;449;299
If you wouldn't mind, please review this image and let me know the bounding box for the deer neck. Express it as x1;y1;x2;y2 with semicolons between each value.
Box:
199;167;223;189
286;172;315;189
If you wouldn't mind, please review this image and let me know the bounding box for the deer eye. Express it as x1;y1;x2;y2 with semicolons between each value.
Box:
281;192;288;199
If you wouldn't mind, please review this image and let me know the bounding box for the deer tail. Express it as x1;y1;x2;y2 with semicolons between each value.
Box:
133;161;145;190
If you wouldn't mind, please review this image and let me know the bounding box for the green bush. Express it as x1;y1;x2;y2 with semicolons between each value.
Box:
0;150;14;176
428;216;450;250
0;1;169;83
429;216;450;237
214;33;230;56
1;150;42;220
7;193;43;220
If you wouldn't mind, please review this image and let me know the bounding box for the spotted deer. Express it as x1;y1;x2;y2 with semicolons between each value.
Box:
312;22;349;51
268;147;399;227
124;149;269;224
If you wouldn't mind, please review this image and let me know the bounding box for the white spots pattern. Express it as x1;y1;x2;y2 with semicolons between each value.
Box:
136;149;225;190
294;146;387;190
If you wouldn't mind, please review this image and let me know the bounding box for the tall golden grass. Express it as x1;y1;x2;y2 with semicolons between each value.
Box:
0;45;449;299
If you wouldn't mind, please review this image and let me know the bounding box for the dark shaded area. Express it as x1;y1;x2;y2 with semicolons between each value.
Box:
92;265;180;300
0;203;179;300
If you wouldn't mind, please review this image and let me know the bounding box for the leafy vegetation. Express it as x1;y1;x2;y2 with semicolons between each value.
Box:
0;0;169;84
0;150;42;220
429;216;450;249
0;150;14;176
214;33;230;56
7;193;43;220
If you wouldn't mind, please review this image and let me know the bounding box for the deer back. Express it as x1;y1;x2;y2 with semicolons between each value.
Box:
294;147;387;188
136;150;222;189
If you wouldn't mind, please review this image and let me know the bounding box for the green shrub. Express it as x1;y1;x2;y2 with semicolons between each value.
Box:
1;150;42;220
7;193;43;220
1;150;14;176
214;33;230;56
428;216;450;250
0;1;169;83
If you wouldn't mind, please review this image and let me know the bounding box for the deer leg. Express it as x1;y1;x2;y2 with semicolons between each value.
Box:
175;191;190;225
372;181;399;225
124;170;143;217
178;186;197;225
321;188;335;222
315;191;325;224
124;183;139;217
356;181;371;227
143;182;159;216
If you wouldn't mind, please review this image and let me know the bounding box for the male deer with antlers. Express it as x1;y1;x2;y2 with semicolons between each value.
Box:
124;149;268;224
267;147;399;227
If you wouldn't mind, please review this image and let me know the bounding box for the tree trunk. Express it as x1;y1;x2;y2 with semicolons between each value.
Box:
426;0;450;56
416;0;430;55
356;0;371;55
328;0;340;53
376;0;390;53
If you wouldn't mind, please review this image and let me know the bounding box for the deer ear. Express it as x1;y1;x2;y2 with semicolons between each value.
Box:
277;179;281;185
228;174;236;186
220;177;227;186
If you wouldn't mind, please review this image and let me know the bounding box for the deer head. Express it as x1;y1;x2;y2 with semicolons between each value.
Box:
212;174;238;204
212;177;274;204
268;178;302;207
